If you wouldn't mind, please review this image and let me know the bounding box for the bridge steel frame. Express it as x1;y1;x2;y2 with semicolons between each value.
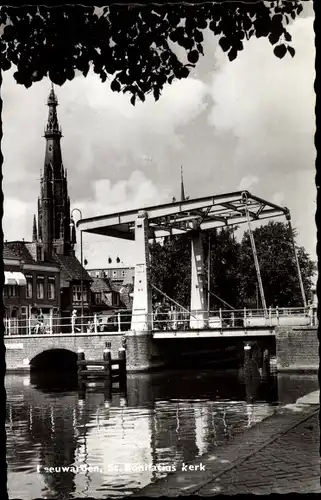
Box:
78;190;288;333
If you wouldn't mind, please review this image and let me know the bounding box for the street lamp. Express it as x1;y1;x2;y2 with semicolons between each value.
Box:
70;208;84;330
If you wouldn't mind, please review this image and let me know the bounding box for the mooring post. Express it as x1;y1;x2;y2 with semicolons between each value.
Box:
103;342;112;390
118;337;127;390
77;348;86;390
262;348;270;381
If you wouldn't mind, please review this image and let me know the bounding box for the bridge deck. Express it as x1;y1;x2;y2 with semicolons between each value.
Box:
152;327;275;338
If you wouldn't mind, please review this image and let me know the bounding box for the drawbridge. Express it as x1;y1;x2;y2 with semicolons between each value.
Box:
77;190;310;334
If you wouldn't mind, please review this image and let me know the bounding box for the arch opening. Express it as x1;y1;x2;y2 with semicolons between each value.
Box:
30;349;78;391
30;348;77;373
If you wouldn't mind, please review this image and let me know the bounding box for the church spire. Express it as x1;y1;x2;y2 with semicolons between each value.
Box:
180;165;186;202
36;86;74;259
32;214;37;242
45;83;61;137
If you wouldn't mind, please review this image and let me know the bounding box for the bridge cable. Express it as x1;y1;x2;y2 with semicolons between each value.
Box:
242;191;268;317
150;282;198;319
205;287;235;310
285;210;307;308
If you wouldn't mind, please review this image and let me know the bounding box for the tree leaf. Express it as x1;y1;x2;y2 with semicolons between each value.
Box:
187;49;199;64
110;78;121;92
130;94;136;106
228;47;237;62
219;36;230;52
287;45;295;58
284;31;292;42
273;43;287;59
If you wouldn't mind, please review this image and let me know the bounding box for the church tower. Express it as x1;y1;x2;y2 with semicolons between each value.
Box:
35;84;75;260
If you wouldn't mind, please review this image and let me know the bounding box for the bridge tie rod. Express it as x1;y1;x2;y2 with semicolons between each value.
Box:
150;282;198;319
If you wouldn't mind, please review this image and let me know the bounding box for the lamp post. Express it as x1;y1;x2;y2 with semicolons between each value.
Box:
207;235;211;316
70;208;84;331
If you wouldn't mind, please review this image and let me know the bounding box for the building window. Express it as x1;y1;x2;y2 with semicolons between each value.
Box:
48;278;56;300
121;270;126;277
37;247;43;261
95;293;102;305
3;287;8;298
26;278;33;299
112;270;117;278
36;278;44;299
8;285;18;298
72;285;87;302
112;292;120;307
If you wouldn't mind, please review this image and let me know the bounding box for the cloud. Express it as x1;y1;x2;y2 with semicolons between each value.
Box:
238;175;259;191
3;198;34;242
271;192;285;206
73;170;171;267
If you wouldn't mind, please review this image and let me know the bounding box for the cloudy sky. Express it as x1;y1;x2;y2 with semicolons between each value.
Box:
2;3;316;269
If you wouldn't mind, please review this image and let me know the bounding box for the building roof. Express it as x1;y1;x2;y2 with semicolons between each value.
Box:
3;245;20;260
4;241;35;263
113;282;134;308
90;277;114;293
53;254;92;282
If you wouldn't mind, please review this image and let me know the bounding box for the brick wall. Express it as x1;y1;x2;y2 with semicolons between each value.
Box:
275;327;319;372
5;333;124;371
125;331;166;372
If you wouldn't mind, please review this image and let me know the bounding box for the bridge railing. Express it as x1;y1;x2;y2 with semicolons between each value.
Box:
151;305;317;330
3;305;317;336
3;311;132;336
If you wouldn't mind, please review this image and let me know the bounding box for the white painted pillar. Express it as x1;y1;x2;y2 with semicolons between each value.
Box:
190;230;208;329
130;211;152;331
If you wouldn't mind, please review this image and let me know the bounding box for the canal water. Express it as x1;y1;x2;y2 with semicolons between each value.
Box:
6;369;318;499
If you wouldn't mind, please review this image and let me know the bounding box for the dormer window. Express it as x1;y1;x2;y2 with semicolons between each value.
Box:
36;246;43;261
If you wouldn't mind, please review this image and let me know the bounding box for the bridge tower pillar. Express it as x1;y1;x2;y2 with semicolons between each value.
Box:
130;210;152;331
190;229;208;329
126;210;164;372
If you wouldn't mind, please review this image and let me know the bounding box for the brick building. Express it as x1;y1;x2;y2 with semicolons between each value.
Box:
4;242;60;334
87;265;135;286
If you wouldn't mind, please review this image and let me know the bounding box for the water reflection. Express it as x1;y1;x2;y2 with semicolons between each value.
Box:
6;368;318;499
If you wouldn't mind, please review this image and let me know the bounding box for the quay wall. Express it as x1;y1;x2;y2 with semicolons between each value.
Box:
275;327;319;372
5;327;318;374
